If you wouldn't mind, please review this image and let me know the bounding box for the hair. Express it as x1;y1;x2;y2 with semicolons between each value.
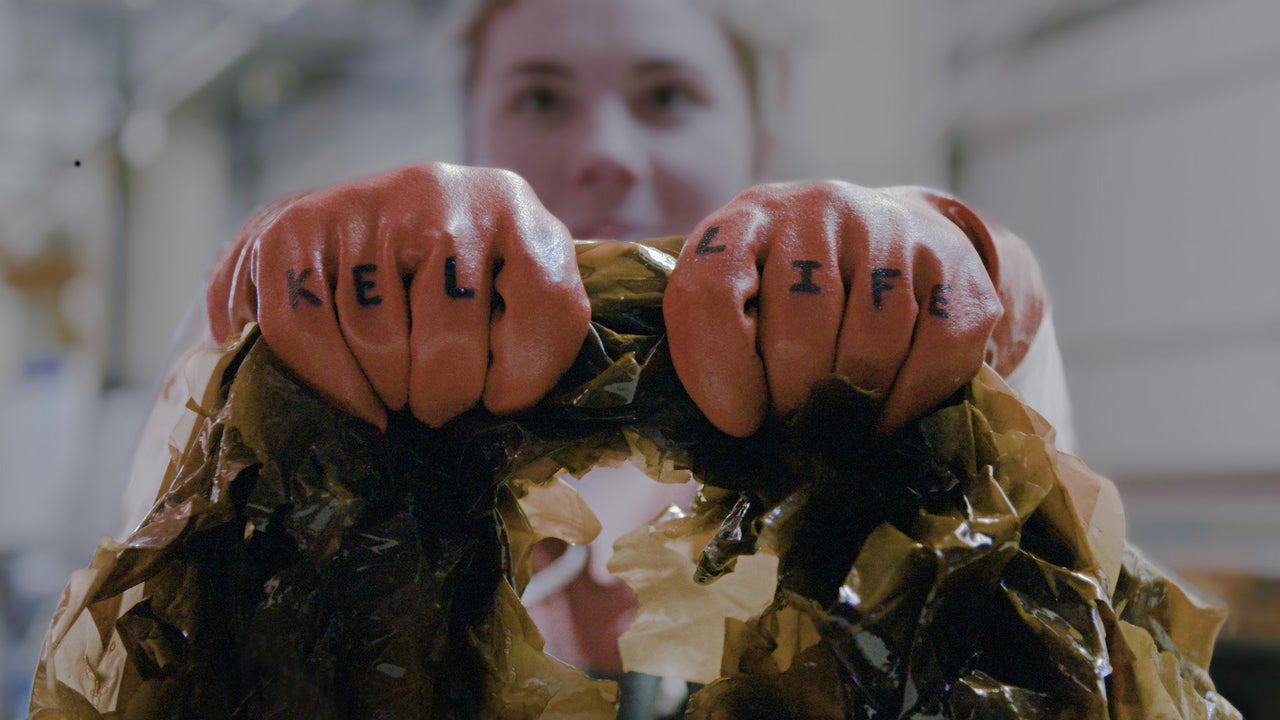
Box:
441;0;804;135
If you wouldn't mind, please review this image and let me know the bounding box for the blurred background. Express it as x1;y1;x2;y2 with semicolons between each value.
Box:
0;0;1276;716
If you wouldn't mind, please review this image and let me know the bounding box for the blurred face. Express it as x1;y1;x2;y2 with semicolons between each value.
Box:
467;0;761;240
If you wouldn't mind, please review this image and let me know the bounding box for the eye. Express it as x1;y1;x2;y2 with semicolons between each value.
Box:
511;85;570;119
650;84;689;110
634;79;705;126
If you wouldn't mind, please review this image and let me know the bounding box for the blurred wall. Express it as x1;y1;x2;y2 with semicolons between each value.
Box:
788;1;952;188
121;106;232;385
952;0;1280;481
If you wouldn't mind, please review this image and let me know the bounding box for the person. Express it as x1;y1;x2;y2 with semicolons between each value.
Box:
144;0;1074;714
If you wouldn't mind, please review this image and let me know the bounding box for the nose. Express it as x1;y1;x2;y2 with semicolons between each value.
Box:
569;96;647;191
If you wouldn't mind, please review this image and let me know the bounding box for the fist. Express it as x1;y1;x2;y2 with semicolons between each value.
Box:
664;181;1005;437
207;162;591;429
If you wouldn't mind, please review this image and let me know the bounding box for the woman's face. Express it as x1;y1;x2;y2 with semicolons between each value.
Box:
467;0;761;240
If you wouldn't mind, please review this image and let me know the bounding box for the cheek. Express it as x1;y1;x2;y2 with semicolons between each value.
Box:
473;115;569;201
652;116;758;229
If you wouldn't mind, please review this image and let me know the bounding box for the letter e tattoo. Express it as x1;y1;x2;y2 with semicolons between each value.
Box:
353;264;382;306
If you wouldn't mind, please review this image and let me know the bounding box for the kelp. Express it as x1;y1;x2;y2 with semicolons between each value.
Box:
31;238;1238;718
620;373;1238;719
667;378;1118;718
30;328;620;719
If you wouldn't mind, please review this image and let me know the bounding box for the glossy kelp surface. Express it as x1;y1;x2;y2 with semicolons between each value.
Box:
31;239;1237;719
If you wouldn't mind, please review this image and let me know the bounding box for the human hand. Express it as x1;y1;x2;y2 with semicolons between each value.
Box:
664;181;1040;437
206;162;591;429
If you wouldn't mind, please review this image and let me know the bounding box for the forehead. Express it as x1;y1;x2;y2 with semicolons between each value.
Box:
478;0;739;77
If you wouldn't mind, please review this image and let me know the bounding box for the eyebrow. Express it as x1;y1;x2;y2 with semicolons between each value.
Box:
504;58;696;82
635;59;685;75
510;61;573;78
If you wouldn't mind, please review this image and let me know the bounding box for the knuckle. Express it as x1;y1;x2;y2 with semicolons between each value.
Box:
422;333;487;367
478;165;535;200
542;283;592;325
803;179;848;203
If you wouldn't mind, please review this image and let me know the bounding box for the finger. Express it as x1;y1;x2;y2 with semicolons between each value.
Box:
879;241;1001;434
254;201;387;429
206;235;256;345
333;197;410;412
665;203;770;437
406;228;493;427
206;193;306;343
483;187;590;415
756;198;844;419
833;193;918;396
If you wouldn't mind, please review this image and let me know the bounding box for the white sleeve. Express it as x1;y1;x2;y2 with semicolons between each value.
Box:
1001;309;1078;455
